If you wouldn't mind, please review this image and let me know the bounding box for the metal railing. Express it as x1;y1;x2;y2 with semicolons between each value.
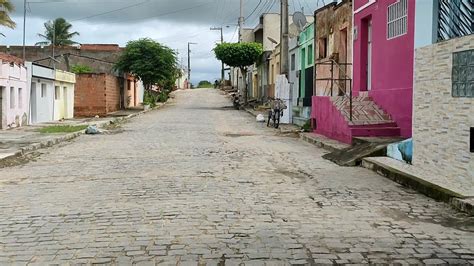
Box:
438;0;473;42
314;59;353;121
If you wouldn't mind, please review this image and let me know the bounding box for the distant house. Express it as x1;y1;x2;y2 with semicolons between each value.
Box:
26;63;56;124
54;69;75;120
0;53;28;129
0;44;145;111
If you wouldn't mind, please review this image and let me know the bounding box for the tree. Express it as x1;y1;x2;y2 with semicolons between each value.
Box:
0;0;16;29
36;18;79;46
197;80;213;88
114;38;179;92
71;64;93;74
214;42;263;105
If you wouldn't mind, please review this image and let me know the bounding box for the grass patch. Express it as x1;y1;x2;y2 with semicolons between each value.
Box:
38;125;88;134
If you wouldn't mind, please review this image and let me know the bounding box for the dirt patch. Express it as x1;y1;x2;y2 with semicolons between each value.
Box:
0;151;43;169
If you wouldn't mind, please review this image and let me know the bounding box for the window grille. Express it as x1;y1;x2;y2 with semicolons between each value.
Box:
438;0;473;41
387;0;408;39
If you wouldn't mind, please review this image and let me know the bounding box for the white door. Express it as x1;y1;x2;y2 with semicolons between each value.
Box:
30;83;37;124
367;20;372;91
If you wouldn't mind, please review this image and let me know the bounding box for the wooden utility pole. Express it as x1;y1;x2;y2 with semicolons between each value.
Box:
280;0;289;77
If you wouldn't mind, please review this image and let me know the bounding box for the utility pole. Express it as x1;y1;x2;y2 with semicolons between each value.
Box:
187;42;197;89
280;0;289;77
210;27;224;84
238;0;244;42
22;0;27;62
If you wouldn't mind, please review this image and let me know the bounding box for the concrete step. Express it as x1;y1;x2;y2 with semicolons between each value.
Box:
293;116;308;127
351;126;401;137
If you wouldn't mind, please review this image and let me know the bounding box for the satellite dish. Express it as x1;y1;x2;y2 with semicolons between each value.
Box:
293;12;307;32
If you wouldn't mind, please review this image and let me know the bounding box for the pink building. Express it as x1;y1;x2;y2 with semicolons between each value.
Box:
311;0;415;144
353;0;415;138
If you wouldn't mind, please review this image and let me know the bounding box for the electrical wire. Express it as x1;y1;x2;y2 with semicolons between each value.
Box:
71;0;151;22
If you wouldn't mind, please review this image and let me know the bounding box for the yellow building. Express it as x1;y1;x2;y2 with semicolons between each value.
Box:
54;70;76;120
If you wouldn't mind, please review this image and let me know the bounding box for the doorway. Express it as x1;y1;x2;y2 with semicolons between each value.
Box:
339;27;348;95
0;86;3;129
30;83;37;124
367;19;372;91
63;87;68;119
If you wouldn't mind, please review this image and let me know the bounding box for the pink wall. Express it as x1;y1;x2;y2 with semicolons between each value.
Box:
353;0;415;137
312;96;352;144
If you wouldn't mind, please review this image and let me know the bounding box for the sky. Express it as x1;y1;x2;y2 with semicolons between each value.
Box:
3;0;323;84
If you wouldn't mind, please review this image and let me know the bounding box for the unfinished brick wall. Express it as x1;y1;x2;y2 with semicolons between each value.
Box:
105;75;121;113
75;74;107;117
75;73;123;117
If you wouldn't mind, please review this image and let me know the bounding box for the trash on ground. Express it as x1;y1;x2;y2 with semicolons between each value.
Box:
256;114;266;123
85;125;101;135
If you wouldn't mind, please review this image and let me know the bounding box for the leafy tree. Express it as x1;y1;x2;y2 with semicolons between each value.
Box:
0;0;16;29
71;64;93;74
114;38;179;92
214;42;263;105
198;80;213;88
36;18;79;46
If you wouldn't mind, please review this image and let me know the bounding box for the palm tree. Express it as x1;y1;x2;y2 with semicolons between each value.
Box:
0;0;16;29
36;18;79;46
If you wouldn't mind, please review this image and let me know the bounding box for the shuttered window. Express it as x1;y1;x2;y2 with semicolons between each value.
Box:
387;0;408;39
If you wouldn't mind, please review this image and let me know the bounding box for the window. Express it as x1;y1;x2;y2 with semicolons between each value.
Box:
10;87;15;109
55;86;61;100
308;44;314;64
291;53;296;71
18;88;22;108
452;49;474;97
41;84;47;98
318;38;327;59
387;0;408;39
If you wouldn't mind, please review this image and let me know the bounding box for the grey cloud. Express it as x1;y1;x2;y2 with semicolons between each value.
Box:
3;0;320;83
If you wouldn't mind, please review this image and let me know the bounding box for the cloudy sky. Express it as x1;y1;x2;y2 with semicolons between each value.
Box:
3;0;322;84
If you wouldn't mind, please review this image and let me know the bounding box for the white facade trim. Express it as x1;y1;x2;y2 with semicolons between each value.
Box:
354;0;377;14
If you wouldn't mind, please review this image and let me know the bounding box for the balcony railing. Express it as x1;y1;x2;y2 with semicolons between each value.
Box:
315;60;353;121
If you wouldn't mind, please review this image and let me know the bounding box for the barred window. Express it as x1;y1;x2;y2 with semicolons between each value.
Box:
387;0;408;39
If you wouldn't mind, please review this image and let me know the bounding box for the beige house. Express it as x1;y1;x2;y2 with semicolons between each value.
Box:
54;69;75;120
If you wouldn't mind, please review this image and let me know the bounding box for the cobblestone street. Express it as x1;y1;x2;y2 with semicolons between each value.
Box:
0;89;472;265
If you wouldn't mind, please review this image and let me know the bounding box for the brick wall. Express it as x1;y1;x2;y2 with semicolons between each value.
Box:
105;75;122;113
75;74;107;117
413;34;474;196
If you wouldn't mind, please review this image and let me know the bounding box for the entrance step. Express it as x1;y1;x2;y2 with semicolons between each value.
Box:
322;137;404;166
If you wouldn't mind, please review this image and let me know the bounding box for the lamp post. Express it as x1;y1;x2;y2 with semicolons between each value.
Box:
187;42;197;89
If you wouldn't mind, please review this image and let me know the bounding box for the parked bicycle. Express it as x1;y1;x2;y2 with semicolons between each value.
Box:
267;98;287;129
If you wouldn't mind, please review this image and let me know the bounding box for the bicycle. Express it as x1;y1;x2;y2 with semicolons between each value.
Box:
267;98;286;129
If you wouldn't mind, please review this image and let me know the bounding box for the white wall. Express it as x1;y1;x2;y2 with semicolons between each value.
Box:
28;63;55;124
0;61;29;129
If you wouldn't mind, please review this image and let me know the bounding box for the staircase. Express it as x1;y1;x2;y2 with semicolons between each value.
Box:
331;96;401;138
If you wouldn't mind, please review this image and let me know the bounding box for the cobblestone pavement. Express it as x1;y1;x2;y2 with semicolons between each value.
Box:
0;89;473;265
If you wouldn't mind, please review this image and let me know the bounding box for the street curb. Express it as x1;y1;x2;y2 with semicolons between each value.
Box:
0;100;170;164
361;157;472;214
299;133;349;153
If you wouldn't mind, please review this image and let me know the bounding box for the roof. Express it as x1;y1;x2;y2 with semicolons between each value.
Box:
0;52;24;66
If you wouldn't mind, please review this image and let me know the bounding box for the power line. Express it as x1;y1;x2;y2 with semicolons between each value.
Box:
71;0;151;22
245;0;263;20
